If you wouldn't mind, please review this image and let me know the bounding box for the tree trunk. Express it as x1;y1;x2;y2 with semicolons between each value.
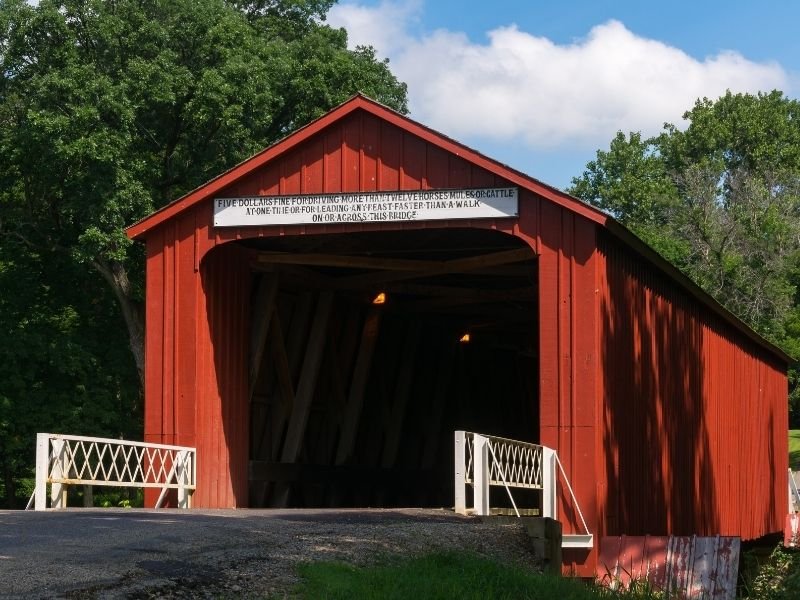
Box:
3;468;15;509
1;442;16;509
91;259;145;390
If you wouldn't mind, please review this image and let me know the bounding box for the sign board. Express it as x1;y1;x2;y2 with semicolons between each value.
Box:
213;187;518;227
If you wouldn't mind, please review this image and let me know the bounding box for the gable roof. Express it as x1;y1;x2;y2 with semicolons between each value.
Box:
124;94;793;364
125;94;609;239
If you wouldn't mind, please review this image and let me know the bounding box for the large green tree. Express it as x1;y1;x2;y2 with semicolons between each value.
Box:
0;0;407;506
570;90;800;418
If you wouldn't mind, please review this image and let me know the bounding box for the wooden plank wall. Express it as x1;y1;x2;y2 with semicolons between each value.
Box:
141;108;602;573
596;230;788;542
532;200;599;574
139;105;790;578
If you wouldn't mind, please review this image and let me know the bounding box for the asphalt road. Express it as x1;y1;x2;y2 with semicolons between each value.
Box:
0;508;535;598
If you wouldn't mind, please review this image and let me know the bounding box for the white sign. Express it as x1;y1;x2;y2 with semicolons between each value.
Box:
213;187;518;227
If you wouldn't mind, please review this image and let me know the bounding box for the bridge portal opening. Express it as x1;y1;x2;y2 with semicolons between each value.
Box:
242;228;538;508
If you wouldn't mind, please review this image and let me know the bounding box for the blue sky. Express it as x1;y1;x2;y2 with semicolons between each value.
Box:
328;1;800;190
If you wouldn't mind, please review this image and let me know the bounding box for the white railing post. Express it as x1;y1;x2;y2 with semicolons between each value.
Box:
542;446;557;520
176;450;190;509
454;431;467;515
50;437;67;509
34;433;49;511
473;433;490;516
790;469;795;513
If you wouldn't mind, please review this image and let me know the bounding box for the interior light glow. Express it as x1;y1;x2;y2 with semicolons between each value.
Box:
372;292;387;305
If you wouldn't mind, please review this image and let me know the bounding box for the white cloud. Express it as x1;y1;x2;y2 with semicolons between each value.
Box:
328;2;790;149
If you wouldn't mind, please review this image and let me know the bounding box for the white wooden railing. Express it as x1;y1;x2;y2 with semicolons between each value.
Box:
454;431;593;548
789;469;800;513
30;433;196;510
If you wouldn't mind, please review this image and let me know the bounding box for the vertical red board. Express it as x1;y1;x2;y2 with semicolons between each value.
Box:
401;132;424;189
448;155;471;188
538;201;561;429
175;212;198;445
303;137;325;195
342;115;360;193
514;190;538;252
425;145;449;189
281;151;302;195
558;211;573;430
259;162;281;196
379;121;400;190
361;114;379;191
145;231;165;446
470;164;495;188
324;126;342;193
162;223;176;442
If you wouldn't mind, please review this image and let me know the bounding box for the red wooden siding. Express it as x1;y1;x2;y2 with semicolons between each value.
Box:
135;99;789;576
597;230;788;541
142;109;587;510
534;200;600;573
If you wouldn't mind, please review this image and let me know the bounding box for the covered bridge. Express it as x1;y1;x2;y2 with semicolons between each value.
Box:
126;95;789;573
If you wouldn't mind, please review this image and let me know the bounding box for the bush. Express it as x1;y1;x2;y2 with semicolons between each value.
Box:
744;545;800;599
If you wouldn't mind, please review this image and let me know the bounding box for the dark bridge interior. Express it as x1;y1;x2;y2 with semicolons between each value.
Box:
242;228;539;508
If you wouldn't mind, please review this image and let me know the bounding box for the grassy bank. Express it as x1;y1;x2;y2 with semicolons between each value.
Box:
790;430;800;470
294;548;800;599
294;551;659;599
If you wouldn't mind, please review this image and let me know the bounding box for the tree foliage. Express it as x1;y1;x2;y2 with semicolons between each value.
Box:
570;90;800;421
0;0;407;506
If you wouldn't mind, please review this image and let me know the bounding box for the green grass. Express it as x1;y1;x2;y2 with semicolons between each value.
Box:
294;551;661;600
790;430;800;471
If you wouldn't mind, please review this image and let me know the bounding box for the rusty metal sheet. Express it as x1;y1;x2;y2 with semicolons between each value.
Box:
598;535;740;599
785;513;800;548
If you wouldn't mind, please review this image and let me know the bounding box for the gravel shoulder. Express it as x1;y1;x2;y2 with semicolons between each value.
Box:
0;508;540;598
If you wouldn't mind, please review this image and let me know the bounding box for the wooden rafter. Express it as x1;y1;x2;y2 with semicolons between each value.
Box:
421;342;456;470
249;274;280;399
280;291;334;463
257;252;434;272
252;311;294;464
254;247;534;288
339;247;533;288
335;308;382;465
382;282;532;299
380;322;421;469
251;259;532;281
403;298;528;313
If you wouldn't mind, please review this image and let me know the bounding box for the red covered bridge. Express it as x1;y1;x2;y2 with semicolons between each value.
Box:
126;95;789;573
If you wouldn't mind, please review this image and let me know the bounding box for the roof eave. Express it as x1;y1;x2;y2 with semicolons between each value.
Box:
604;219;794;365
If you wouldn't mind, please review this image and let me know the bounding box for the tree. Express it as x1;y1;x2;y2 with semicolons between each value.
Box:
570;91;800;421
0;0;407;385
0;0;407;505
0;241;141;507
567;131;687;267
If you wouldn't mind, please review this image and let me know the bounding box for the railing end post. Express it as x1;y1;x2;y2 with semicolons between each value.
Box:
454;431;467;515
473;434;490;517
34;433;49;511
542;447;557;520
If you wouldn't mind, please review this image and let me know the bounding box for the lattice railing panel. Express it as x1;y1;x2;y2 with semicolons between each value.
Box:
462;432;543;489
45;434;195;489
